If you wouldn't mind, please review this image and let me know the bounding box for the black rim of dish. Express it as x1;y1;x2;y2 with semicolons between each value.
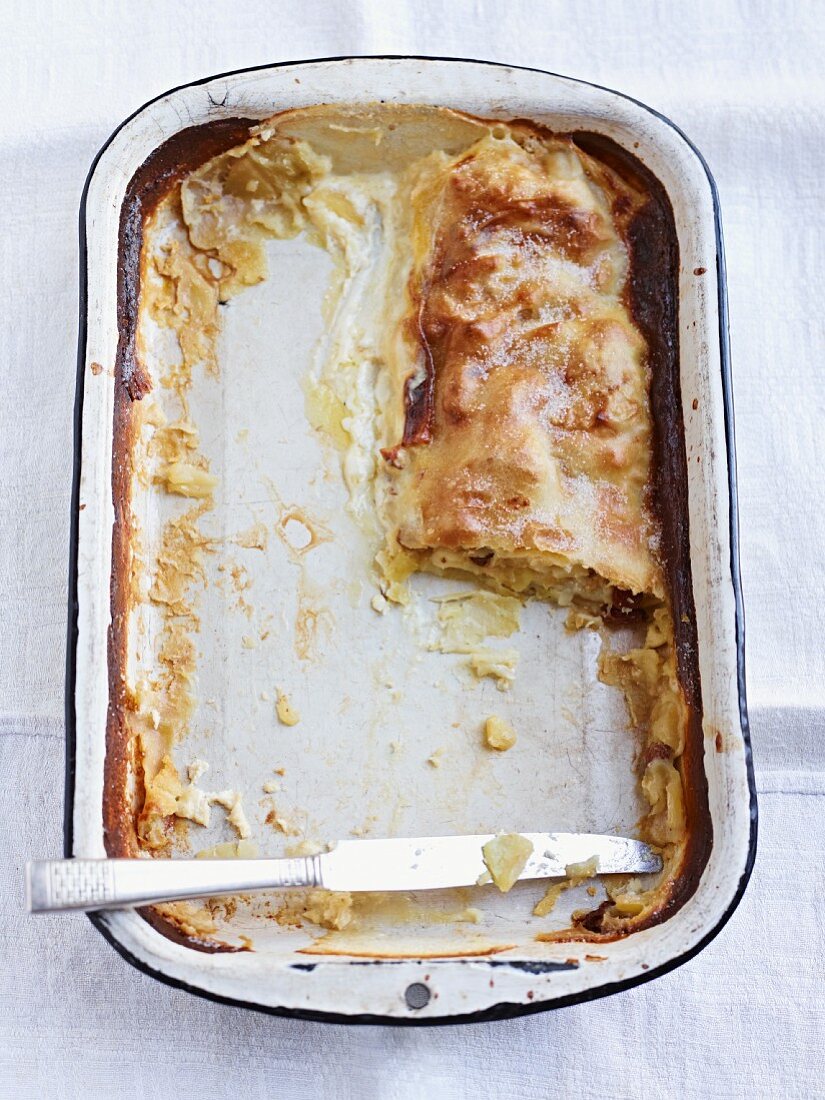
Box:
65;54;758;1026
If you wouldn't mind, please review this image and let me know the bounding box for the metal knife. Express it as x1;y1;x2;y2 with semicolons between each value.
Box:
26;832;660;913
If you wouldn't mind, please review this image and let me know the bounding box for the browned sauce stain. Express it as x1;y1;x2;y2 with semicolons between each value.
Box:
585;954;608;962
278;507;333;557
576;131;713;929
715;731;724;753
90;361;103;375
693;266;707;276
295;584;334;662
298;944;516;959
232;520;269;551
692;398;699;410
106;118;260;953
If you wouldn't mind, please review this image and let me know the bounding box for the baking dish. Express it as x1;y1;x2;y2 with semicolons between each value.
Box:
68;56;756;1022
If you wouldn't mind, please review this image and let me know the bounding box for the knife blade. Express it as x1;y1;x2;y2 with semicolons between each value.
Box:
318;832;661;892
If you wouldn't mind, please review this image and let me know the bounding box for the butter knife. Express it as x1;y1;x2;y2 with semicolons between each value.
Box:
26;832;660;913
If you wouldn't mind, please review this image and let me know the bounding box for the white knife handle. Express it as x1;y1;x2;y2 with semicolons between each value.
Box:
26;857;324;913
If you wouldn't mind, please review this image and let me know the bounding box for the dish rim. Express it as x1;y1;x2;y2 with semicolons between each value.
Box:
66;53;757;1025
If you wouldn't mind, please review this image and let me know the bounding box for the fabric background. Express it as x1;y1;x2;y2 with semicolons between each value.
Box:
1;1;822;1096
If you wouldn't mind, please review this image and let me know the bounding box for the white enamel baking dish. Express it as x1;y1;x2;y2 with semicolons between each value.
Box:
68;56;756;1023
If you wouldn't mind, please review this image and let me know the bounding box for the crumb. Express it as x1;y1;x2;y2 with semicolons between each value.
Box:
187;758;209;783
212;790;251;839
276;690;300;726
484;715;517;751
265;806;299;835
427;748;444;768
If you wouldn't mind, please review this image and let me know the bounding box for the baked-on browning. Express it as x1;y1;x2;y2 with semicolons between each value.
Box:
109;104;711;946
386;123;659;607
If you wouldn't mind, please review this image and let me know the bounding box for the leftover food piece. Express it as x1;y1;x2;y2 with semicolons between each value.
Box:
275;690;300;726
482;834;534;893
275;889;354;931
152;901;217;938
265;804;300;835
468;649;519;690
533;856;599;917
431;591;522;650
430;591;523;686
137;755;211;848
154;461;217;499
212;790;252;839
484;715;517;751
188;758;209;783
196;839;259;859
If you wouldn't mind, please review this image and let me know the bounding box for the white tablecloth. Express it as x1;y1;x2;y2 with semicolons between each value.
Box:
1;2;823;1096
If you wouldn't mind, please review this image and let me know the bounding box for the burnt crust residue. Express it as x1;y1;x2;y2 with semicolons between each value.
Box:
138;905;246;954
114;118;256;399
401;314;436;446
106;119;257;938
573;132;712;931
389;123;659;600
103;388;137;859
